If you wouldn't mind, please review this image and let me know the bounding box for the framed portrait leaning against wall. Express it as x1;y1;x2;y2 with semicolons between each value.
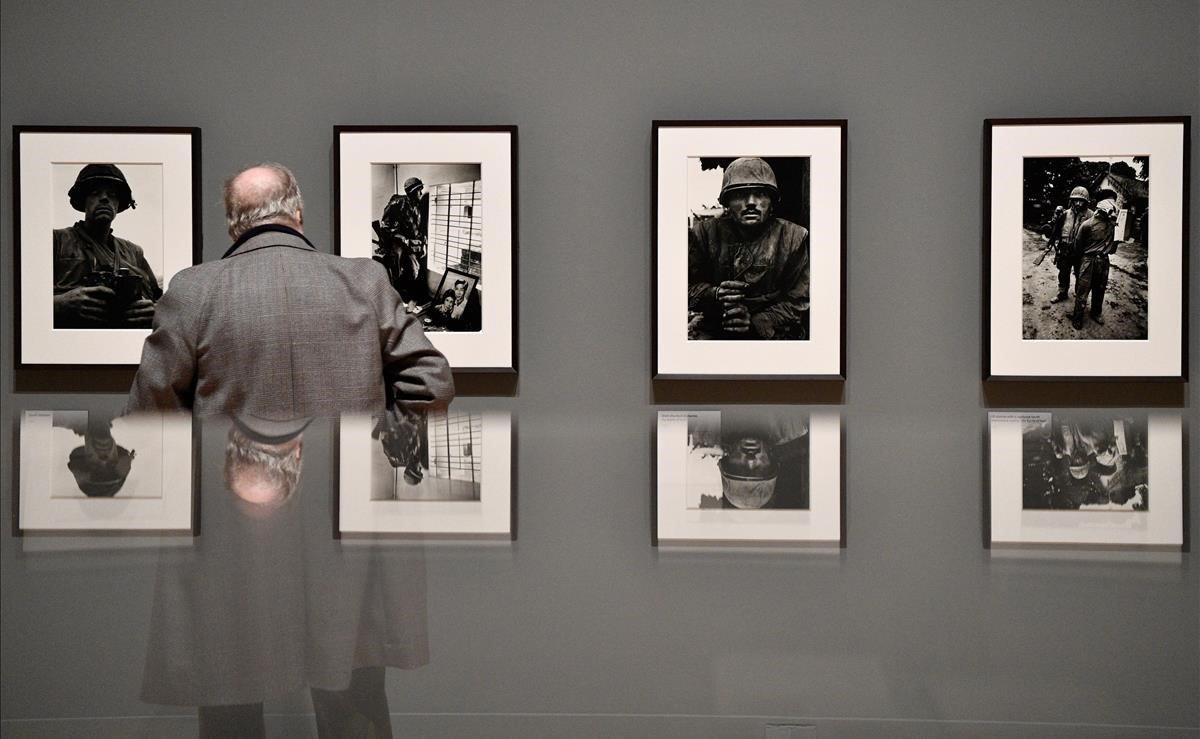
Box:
653;120;846;380
13;126;201;369
984;117;1190;380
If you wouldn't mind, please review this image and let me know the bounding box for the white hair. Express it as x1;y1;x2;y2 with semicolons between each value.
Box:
223;162;304;240
224;426;303;505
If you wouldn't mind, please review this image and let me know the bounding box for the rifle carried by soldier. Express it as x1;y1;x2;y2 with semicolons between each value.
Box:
1033;205;1063;266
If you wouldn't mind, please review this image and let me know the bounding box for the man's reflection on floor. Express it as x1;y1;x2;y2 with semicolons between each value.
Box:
142;415;429;738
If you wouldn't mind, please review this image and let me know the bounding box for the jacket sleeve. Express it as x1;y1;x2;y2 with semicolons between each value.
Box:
750;227;810;339
370;265;455;412
125;274;198;413
687;223;719;314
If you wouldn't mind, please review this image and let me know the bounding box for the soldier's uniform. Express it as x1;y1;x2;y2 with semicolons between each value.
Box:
1072;200;1118;329
1047;186;1093;303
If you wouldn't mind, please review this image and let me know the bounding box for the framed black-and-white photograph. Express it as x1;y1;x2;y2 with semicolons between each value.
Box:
987;411;1184;549
654;408;843;546
335;126;516;372
338;409;513;538
13;126;201;368
17;410;196;534
984;117;1190;380
653;120;846;379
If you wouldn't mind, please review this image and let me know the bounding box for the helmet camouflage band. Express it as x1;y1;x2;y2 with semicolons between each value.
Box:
718;157;780;205
68;163;136;213
1069;186;1090;202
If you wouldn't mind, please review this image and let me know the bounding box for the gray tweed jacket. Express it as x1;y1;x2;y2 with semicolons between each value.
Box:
126;226;454;417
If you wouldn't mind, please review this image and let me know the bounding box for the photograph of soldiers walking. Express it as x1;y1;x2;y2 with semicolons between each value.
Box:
684;410;809;510
1021;156;1149;340
370;163;483;332
51;163;164;329
1021;412;1148;511
687;156;810;341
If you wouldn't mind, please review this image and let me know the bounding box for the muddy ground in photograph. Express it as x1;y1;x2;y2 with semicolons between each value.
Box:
1021;228;1148;340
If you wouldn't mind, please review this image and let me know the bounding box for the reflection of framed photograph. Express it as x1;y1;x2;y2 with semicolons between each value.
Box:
987;411;1184;549
653;120;846;379
335;125;516;372
654;409;843;546
17;411;196;534
14;126;201;368
337;410;513;538
984;117;1190;380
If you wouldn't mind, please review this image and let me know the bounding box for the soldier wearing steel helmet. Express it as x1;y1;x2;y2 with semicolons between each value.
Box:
687;157;810;340
1045;185;1094;304
1070;198;1119;329
374;175;428;306
52;163;162;328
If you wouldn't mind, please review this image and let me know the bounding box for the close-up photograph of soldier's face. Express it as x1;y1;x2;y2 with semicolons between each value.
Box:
723;186;773;227
82;184;123;227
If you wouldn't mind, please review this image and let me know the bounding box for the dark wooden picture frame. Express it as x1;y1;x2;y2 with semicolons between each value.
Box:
12;125;203;373
333;125;519;375
652;119;847;381
982;116;1190;382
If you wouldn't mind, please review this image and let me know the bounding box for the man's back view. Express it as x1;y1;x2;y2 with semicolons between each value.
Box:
127;163;453;416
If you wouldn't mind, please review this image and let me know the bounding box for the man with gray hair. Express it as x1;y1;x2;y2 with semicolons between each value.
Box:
127;162;453;416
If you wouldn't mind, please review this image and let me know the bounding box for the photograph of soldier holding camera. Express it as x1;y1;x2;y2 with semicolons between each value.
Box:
52;163;163;329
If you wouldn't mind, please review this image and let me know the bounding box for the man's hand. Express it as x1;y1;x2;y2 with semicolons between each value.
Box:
721;303;751;334
121;299;156;328
716;280;747;305
54;285;114;324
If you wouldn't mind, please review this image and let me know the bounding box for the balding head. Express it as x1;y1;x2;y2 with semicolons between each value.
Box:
223;162;304;240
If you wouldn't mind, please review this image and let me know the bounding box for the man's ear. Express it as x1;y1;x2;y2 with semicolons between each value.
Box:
295;208;304;227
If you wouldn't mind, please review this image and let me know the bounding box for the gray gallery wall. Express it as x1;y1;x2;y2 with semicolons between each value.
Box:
1;1;1197;736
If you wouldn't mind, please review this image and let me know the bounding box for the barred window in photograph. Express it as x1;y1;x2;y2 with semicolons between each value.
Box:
428;180;482;281
429;411;483;484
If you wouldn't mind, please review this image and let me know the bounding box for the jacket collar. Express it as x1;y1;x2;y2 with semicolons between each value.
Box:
222;224;317;259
